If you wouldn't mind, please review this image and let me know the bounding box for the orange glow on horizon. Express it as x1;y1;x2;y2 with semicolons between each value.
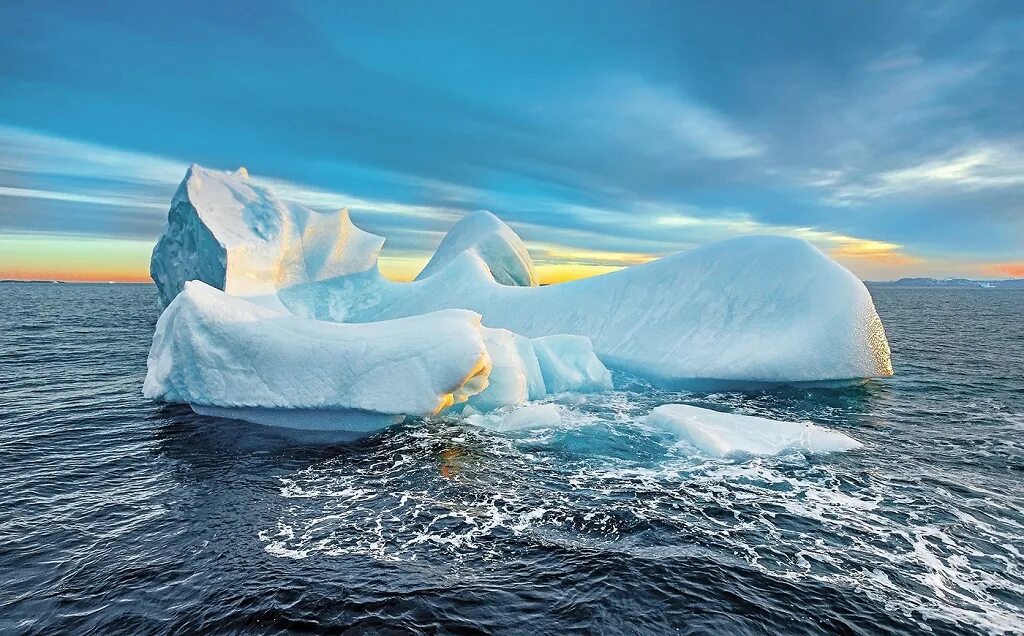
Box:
535;263;627;284
377;257;630;285
2;268;152;283
5;232;1021;285
1;234;155;283
981;262;1024;278
376;257;426;282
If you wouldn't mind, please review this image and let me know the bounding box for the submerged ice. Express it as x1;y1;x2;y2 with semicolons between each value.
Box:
145;165;893;433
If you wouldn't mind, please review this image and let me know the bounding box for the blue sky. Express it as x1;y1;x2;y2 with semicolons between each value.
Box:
1;0;1022;281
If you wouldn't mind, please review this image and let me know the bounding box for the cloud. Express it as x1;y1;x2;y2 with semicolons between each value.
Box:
0;115;1004;284
528;242;658;268
0;125;184;185
822;144;1024;204
0;126;470;253
0;185;167;210
769;22;1021;209
868;52;924;72
517;200;921;277
588;77;764;160
259;177;463;223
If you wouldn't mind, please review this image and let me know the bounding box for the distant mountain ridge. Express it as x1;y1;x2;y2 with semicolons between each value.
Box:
868;277;1024;288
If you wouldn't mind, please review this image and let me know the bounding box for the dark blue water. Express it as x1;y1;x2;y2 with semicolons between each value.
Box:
1;282;1022;635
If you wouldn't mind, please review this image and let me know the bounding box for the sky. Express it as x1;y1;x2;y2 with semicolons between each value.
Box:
1;1;1022;283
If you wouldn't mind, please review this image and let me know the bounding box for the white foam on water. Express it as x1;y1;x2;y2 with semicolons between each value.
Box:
257;392;1024;634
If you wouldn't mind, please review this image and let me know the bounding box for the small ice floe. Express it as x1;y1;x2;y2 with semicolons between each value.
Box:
646;404;862;458
465;403;563;433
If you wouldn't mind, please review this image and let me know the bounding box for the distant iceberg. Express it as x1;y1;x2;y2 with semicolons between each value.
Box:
145;165;893;432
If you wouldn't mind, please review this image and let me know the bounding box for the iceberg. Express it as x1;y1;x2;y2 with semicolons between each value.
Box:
463;328;541;413
646;404;863;457
531;335;613;394
143;164;893;433
151;165;892;386
467;329;611;412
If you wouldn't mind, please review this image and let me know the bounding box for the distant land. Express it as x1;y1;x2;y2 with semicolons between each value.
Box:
867;277;1024;288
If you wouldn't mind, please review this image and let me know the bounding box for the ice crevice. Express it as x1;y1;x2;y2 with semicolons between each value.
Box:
145;165;893;435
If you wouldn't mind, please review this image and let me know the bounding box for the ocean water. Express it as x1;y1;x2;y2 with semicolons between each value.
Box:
1;281;1022;635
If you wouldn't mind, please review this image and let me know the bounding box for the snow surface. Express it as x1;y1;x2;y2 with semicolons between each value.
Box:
646;404;863;457
282;235;893;384
415;210;538;286
144;281;491;417
143;280;611;428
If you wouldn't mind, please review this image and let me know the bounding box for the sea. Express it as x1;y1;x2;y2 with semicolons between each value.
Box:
1;281;1022;635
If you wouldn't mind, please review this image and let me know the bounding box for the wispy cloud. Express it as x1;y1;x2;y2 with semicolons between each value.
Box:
580;77;764;161
3;1;1022;282
652;209;918;269
260;177;462;222
823;145;1024;204
529;242;658;268
0;125;184;185
0;185;167;210
867;52;924;72
0;126;468;250
0;124;1007;283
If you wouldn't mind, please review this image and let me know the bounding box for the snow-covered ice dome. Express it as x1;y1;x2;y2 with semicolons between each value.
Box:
282;235;894;384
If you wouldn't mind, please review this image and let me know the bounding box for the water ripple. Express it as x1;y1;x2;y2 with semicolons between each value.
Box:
0;282;1022;634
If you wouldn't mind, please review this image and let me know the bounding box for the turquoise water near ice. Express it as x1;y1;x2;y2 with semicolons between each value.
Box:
1;282;1022;634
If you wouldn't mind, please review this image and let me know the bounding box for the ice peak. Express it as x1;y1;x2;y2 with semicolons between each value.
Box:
151;164;384;306
416;209;538;286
